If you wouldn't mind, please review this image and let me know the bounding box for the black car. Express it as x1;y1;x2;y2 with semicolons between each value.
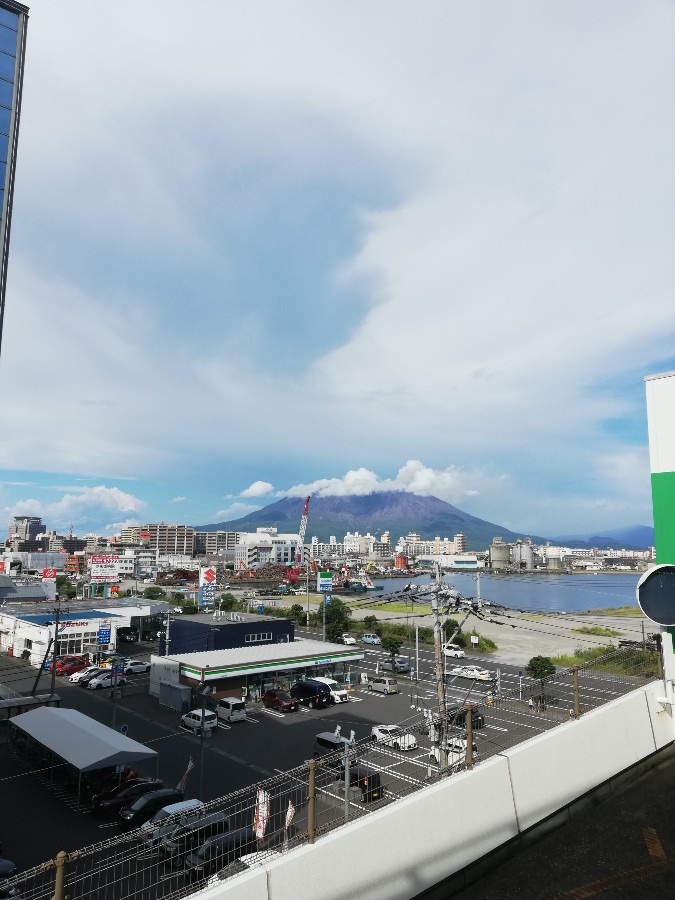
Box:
116;627;139;643
338;764;383;802
184;827;257;880
289;679;331;709
118;788;185;827
447;706;485;731
91;779;164;817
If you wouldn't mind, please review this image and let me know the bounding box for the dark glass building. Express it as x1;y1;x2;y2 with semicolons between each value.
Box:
0;1;27;359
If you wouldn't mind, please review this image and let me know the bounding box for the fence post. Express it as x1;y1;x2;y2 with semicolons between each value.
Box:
307;759;316;845
465;704;473;770
656;633;664;680
53;851;67;900
572;667;581;719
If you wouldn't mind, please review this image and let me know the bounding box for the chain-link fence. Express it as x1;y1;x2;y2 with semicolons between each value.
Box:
2;646;661;900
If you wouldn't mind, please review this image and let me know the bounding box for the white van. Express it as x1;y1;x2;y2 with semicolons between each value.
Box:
368;677;399;695
217;697;247;723
139;798;205;848
310;677;349;704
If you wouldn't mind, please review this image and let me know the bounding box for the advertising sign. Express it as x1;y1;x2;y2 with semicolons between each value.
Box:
317;571;333;592
254;789;271;840
199;567;217;587
90;555;120;583
97;626;111;644
0;560;4;573
42;568;58;580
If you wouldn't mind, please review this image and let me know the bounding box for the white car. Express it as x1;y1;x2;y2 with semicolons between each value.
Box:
458;666;493;681
69;665;101;684
430;737;478;764
371;725;417;751
342;633;357;645
443;643;466;658
181;709;218;733
310;676;349;703
88;672;127;690
124;660;151;675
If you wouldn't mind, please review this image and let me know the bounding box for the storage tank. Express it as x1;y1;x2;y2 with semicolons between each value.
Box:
489;543;510;570
395;554;409;571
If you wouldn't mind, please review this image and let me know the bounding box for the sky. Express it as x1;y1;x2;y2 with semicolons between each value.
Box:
0;0;674;540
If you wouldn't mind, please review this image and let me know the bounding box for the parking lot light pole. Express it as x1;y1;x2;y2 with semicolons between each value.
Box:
197;682;212;801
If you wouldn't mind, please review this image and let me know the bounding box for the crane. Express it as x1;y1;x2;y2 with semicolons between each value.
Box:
284;495;311;585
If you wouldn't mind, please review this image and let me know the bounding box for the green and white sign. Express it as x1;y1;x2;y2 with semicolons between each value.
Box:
317;571;333;592
646;371;675;563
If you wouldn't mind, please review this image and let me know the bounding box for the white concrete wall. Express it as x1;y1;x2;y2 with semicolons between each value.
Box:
194;681;674;900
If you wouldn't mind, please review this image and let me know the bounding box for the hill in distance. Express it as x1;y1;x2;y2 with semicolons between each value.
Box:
196;492;549;550
553;524;654;550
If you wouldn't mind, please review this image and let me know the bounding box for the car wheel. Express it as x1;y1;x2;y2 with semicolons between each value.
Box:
310;699;316;709
95;684;102;690
145;665;150;672
394;742;400;751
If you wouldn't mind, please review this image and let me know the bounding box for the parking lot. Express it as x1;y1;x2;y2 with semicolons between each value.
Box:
0;638;654;897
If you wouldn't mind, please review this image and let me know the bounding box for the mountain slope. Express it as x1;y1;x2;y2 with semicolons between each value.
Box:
196;492;547;549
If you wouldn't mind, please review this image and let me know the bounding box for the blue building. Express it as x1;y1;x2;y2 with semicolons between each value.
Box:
0;1;28;358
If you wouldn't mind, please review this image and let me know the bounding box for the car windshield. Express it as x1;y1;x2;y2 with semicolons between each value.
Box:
276;692;292;700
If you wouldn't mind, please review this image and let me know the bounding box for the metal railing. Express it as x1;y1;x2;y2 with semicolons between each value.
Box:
3;646;661;900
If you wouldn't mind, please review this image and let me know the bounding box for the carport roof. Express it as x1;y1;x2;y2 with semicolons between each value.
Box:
11;707;158;772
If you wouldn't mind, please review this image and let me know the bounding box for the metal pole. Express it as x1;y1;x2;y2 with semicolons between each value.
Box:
199;689;206;800
465;704;474;770
415;625;419;704
343;742;350;823
53;851;67;900
322;595;327;643
431;566;447;769
306;563;310;629
572;667;581;719
307;759;316;845
50;598;62;697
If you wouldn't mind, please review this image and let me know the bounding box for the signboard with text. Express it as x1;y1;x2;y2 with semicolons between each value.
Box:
317;571;333;592
90;555;120;583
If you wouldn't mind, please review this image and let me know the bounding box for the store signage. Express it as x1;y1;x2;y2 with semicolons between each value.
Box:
90;555;120;583
317;571;333;592
42;568;57;580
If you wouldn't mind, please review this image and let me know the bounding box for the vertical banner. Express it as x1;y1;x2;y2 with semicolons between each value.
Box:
645;371;675;564
254;788;270;842
199;566;217;607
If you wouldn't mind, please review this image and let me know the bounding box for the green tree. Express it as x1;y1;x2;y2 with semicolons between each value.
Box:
56;574;76;599
363;615;378;633
526;656;556;681
143;586;166;600
288;604;306;625
381;633;403;665
320;597;352;642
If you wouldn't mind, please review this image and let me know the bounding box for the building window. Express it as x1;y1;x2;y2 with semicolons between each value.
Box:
244;632;273;643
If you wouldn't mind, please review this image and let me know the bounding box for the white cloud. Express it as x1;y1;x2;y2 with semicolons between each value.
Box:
211;503;262;522
1;486;146;533
170;496;187;503
240;481;274;498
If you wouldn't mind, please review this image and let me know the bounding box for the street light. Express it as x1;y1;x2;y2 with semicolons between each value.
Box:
196;682;212;801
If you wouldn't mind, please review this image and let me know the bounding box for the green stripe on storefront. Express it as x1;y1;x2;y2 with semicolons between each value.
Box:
651;471;675;564
181;652;361;679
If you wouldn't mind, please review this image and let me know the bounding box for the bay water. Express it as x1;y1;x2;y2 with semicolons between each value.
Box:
372;572;640;614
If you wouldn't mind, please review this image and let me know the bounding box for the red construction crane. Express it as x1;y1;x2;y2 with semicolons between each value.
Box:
284;495;311;585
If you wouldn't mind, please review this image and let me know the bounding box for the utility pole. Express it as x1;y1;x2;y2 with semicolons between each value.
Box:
430;564;447;769
49;595;69;697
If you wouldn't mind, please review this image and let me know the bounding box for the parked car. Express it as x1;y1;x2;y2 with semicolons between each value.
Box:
371;725;417;751
88;672;127;691
368;677;399;695
139;799;206;848
289;680;331;709
381;657;412;674
443;643;466;658
216;698;247;723
78;668;107;687
124;660;151;675
116;627;139;643
309;676;348;703
100;655;131;669
454;666;493;681
119;788;185;827
70;665;103;684
341;633;357;645
54;655;89;676
158;811;229;866
447;706;486;730
181;709;218;733
261;690;298;712
184;827;257;880
313;730;358;767
337;764;383;802
91;779;165;817
361;633;381;645
444;736;479;760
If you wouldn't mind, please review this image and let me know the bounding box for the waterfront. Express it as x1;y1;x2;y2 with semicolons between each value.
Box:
373;572;640;614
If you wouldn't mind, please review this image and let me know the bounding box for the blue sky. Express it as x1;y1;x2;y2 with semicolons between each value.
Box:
1;0;674;539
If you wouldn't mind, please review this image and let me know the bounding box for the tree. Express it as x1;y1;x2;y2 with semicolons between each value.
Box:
288;604;306;625
143;585;166;600
381;633;403;665
362;615;379;633
526;656;556;681
320;597;351;642
56;575;76;599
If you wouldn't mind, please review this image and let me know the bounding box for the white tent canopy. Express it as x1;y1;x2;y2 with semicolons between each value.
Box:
11;707;158;772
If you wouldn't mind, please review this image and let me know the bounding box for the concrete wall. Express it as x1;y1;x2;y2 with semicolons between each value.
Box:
195;681;674;900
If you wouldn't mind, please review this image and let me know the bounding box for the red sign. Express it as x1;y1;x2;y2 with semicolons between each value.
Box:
140;531;151;539
0;561;5;573
42;568;57;580
203;568;216;583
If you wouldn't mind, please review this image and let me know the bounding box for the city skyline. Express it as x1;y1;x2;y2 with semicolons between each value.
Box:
1;1;673;537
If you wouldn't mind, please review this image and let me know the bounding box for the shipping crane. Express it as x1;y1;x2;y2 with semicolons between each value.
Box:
284;495;311;585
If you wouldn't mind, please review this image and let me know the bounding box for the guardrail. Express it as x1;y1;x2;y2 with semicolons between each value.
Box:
3;646;661;900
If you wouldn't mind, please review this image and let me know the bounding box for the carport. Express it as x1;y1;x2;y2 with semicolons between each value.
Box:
10;707;159;809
